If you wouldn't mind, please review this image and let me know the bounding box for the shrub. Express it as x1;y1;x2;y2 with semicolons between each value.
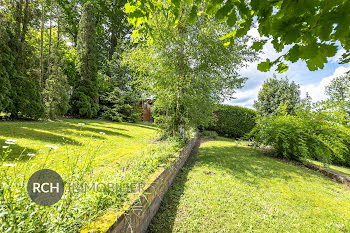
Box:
201;130;218;139
208;105;256;138
333;145;350;167
251;109;350;163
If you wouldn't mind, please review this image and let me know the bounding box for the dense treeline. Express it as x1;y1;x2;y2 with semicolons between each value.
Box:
0;0;137;120
1;0;256;139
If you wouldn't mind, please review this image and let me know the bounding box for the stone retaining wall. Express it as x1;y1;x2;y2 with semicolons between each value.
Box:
106;133;199;233
304;163;350;187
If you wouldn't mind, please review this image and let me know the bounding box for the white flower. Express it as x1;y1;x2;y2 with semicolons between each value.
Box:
77;123;85;126
27;153;35;157
99;132;106;135
44;145;59;150
2;146;8;149
3;163;16;167
5;140;15;145
6;139;16;142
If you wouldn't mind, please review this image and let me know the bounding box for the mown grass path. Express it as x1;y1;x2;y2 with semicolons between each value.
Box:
149;138;350;233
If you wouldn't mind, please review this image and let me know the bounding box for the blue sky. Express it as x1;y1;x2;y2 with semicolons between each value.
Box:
227;28;350;109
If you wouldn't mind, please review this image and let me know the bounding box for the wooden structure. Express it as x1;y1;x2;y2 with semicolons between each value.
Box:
137;99;153;122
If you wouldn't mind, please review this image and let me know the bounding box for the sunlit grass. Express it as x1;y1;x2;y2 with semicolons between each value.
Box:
149;138;350;233
310;160;350;178
0;119;183;232
0;119;158;176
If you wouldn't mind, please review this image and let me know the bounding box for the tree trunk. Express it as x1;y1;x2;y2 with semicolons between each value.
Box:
47;6;52;78
40;1;45;89
55;9;60;76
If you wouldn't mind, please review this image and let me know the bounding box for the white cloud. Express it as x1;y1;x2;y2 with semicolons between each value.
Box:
224;87;261;109
226;27;350;109
300;66;350;102
328;48;346;63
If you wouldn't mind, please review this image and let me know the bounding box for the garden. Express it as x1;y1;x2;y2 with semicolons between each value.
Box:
1;0;350;232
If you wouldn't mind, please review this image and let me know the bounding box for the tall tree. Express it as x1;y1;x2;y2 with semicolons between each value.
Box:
254;76;301;116
1;0;45;119
44;4;70;119
40;0;45;88
0;21;14;114
326;75;350;102
47;2;52;78
70;1;98;118
325;74;350;124
123;4;255;136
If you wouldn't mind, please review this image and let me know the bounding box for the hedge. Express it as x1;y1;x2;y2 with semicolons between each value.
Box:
208;105;257;138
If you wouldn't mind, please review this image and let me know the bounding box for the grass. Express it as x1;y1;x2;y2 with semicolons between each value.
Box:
310;160;350;178
0;119;184;232
149;138;350;233
0;119;157;174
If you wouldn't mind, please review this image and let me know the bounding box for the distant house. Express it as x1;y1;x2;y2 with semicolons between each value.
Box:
137;99;153;122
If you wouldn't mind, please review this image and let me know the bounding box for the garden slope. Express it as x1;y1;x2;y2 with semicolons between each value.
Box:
0;119;157;175
149;138;350;233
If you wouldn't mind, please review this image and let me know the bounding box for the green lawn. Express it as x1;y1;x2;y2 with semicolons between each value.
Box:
0;119;184;232
0;119;157;176
149;138;350;233
310;160;350;178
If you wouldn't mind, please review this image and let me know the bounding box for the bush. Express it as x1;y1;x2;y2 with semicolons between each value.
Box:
201;130;218;139
333;144;350;167
208;105;256;138
251;109;350;163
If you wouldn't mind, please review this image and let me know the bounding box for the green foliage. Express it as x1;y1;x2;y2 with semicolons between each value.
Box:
70;83;99;118
71;1;98;118
200;130;218;139
326;74;350;102
208;105;256;138
252;109;350;163
254;75;301;116
126;0;350;72
0;2;44;119
325;74;350;125
0;24;13;113
123;7;255;138
100;87;140;123
44;66;70;119
99;45;141;123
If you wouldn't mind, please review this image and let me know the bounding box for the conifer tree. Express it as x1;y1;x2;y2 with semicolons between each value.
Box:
0;24;13;114
44;9;69;119
70;1;98;118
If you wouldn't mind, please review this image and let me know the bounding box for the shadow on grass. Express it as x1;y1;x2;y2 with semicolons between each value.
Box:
0;139;37;161
148;139;327;232
0;120;134;161
0;121;132;143
131;122;158;130
147;140;200;233
51;121;133;138
197;144;304;184
5;127;82;146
